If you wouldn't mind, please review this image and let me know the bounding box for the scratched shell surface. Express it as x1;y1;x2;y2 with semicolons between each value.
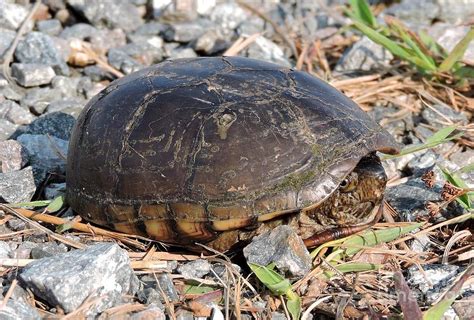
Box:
66;57;399;246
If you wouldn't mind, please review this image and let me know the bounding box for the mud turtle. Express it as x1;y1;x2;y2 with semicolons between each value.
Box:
66;57;400;251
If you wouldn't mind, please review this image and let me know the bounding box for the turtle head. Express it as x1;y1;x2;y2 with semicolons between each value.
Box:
307;153;387;227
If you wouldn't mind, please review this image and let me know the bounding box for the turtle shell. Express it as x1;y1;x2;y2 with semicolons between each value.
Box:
66;57;400;248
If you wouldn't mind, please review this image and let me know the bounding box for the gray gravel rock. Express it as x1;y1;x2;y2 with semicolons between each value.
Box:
137;288;165;308
336;36;393;72
19;242;139;315
11;63;56;87
66;0;143;32
16;134;68;183
0;100;35;125
0;299;41;320
0;140;28;173
165;46;198;59
36;19;63;36
30;242;68;259
0;241;12;258
245;36;291;67
130;304;166;320
163;21;209;43
16;112;75;140
0;1;28;30
0;119;18;140
10;241;38;259
429;23;474;62
210;3;248;33
175;308;194;320
44;182;66;200
386;178;441;221
407;264;462;304
0;166;36;203
83;65;114;81
15;32;69;76
178;259;211;279
108;42;163;74
195;30;229;55
385;0;440;30
21;87;61;114
243;225;311;278
0;28;16;57
271;312;288;320
156;273;179;303
421;104;468;129
406;150;438;176
437;0;474;25
1;86;23;102
45;98;85;116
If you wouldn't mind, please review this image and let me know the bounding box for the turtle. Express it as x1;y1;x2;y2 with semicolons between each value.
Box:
66;57;400;252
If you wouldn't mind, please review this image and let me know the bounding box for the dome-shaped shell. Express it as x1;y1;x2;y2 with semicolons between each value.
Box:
66;57;399;242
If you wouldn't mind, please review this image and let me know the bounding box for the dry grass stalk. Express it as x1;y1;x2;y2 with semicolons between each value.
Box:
223;33;262;56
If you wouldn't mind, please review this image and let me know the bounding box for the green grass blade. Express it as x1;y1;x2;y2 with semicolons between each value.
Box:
311;223;423;259
440;167;471;209
382;125;462;160
8;200;52;208
439;27;474;72
248;263;301;320
348;0;377;28
330;223;423;260
323;262;381;278
45;195;65;213
352;21;435;70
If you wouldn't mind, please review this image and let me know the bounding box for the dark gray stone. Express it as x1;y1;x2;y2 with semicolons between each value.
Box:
108;42;163;73
66;0;143;32
0;119;18;140
421;104;468;129
19;243;139;315
0;100;35;125
44;182;66;200
0;28;15;57
0;140;28;173
137;287;165;309
386;178;441;220
15;32;69;76
195;30;229;55
36;19;63;36
30;242;68;259
83;65;114;82
243;225;311;278
0;1;28;30
163;21;209;43
59;23;97;40
108;48;144;75
406;151;438;176
0;166;36;203
156;273;179;303
0;299;41;320
6;217;27;231
16;112;75;140
130;22;167;38
11;63;56;87
60;24;126;54
16;134;68;183
336;36;393;72
177;259;211;279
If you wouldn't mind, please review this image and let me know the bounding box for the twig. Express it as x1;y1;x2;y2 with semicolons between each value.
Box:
0;279;18;309
1;0;42;86
0;205;85;249
236;1;298;59
224;33;262;56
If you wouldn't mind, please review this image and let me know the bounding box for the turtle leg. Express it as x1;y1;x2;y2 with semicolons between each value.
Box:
302;201;384;248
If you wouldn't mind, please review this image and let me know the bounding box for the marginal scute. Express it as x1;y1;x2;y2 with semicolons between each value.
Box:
66;57;401;249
